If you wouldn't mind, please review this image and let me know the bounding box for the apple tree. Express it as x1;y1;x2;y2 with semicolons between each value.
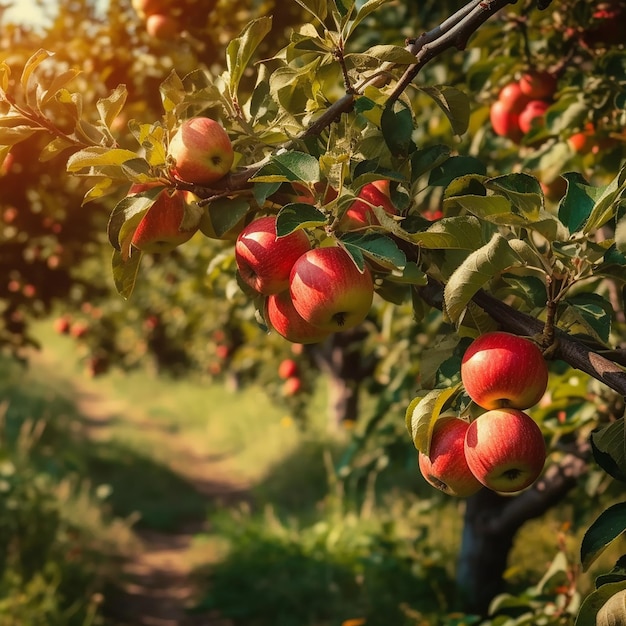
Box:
2;0;626;621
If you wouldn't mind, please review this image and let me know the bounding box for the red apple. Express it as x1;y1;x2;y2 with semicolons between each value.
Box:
518;100;549;134
53;316;71;335
518;71;556;100
145;13;179;39
235;215;311;295
168;117;234;185
265;290;331;344
289;246;374;332
130;187;197;253
418;417;483;497
282;376;302;396
489;100;523;142
461;331;548;410
464;408;546;493
215;344;230;360
131;0;167;17
497;82;531;113
70;321;89;339
338;180;397;231
278;358;298;380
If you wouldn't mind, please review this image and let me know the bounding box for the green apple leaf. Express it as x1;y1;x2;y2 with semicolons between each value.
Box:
381;100;413;158
410;144;451;180
96;84;127;129
405;385;461;454
344;0;391;39
484;172;543;218
339;232;406;270
276;203;327;236
107;187;161;250
38;68;81;106
581;503;626;572
558;173;600;234
428;156;486;187
420;86;470;136
349;45;419;66
590;419;626;483
159;70;185;114
252;151;320;184
386;261;428;285
292;0;328;25
562;293;613;343
595;556;626;588
226;17;272;97
199;197;250;239
616;213;626;254
575;582;626;626
444;233;523;324
20;48;52;93
584;164;626;235
410;215;483;250
66;147;142;174
111;248;142;300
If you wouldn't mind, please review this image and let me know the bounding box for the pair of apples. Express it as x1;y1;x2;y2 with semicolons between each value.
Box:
234;214;376;344
129;117;234;254
419;332;548;496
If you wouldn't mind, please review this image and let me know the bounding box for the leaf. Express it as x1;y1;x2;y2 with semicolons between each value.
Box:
386;261;428;285
96;84;128;129
484;172;543;218
563;293;613;343
410;215;483;250
252;151;320;183
276;203;327;236
410;144;451;180
20;48;53;92
159;70;185;114
66;147;141;173
405;386;460;454
339;232;407;270
444;234;523;323
39;68;81;105
350;45;418;65
199;197;250;239
381;100;413;158
616;213;626;254
107;188;161;250
39;136;76;162
226;17;272;96
558;172;600;233
111;248;142;300
428;156;487;187
581;503;626;572
575;582;626;626
420;86;470;136
590;419;626;483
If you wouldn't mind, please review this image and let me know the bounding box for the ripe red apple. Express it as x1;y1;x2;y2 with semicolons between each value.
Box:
461;331;548;410
464;408;546;493
282;376;302;397
289;246;374;332
265;291;331;345
130;187;197;253
418;417;483;497
278;358;298;380
145;13;179;39
518;71;556;100
489;100;523;143
215;344;230;360
497;82;531;113
338;180;397;231
70;321;89;339
235;215;311;295
168;117;234;185
518;100;549;134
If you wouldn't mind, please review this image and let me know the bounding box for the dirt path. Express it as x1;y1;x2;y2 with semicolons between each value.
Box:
31;348;248;626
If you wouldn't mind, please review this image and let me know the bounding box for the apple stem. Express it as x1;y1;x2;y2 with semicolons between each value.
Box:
333;312;347;327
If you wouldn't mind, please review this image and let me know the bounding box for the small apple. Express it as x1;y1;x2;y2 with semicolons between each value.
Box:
168;117;234;185
278;358;298;380
265;290;331;344
518;100;549;134
282;376;302;397
53;316;71;335
70;321;89;339
418;417;483;497
489;100;523;143
131;0;167;17
215;344;230;360
518;71;556;100
338;180;397;231
464;408;546;493
289;246;374;332
461;331;548;410
145;13;179;39
235;215;311;295
130;187;198;253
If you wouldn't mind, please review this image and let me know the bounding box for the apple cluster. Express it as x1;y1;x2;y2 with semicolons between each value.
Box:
132;0;180;40
490;71;556;143
234;214;375;345
125;117;234;255
278;358;302;396
418;332;549;496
